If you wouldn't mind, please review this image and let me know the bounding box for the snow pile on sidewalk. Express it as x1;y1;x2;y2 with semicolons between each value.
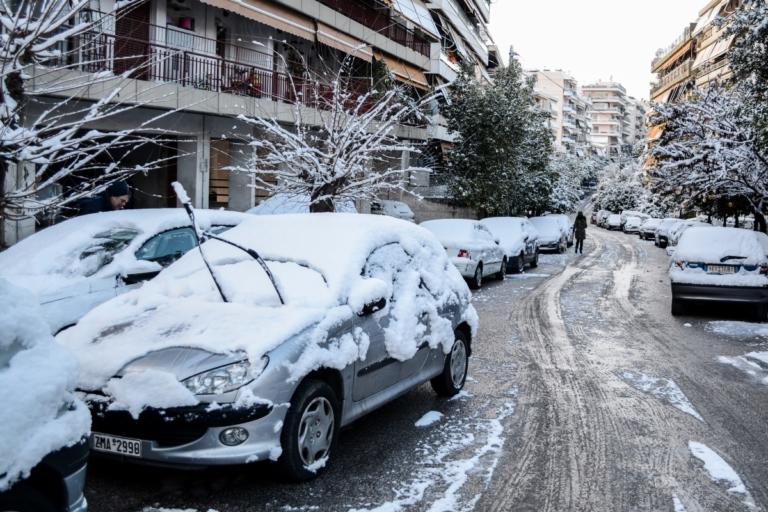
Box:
58;214;476;409
0;279;91;491
706;321;768;339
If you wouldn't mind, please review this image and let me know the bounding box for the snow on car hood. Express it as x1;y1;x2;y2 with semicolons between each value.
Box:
0;209;247;299
0;279;90;492
57;214;476;393
674;227;768;265
480;218;526;255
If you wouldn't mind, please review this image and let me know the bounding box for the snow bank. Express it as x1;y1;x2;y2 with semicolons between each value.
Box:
688;441;755;508
0;279;90;492
674;227;768;266
247;193;357;215
58;214;475;402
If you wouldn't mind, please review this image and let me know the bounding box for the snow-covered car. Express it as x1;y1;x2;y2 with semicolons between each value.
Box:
668;220;712;247
247;193;357;214
0;209;247;334
639;218;662;240
480;217;539;273
605;214;623;231
0;280;91;512
596;210;611;227
620;210;649;227
670;227;768;319
371;200;415;222
529;216;567;253
546;214;574;246
57;214;477;481
623;216;643;234
655;218;684;248
590;211;597;224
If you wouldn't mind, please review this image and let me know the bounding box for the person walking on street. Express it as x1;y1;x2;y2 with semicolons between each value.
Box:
573;211;587;254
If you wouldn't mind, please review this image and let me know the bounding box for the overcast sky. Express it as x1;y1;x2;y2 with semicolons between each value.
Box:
488;0;705;100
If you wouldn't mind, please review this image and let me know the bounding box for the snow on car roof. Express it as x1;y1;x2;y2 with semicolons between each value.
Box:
420;219;479;243
57;214;476;390
247;193;357;215
675;227;768;265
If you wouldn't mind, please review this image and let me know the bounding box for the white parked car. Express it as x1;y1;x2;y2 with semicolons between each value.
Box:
620;210;649;226
546;214;574;246
480;217;540;273
668;220;712;247
623;216;643;234
639;218;662;240
421;219;506;288
530;216;567;253
606;214;623;230
670;227;768;319
655;218;682;247
371;200;415;222
597;210;611;227
0;209;247;334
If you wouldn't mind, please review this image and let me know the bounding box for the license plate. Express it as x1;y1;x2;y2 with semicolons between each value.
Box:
91;433;142;457
707;264;737;274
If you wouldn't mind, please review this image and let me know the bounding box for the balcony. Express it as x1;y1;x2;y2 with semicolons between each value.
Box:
317;0;431;56
63;12;374;109
651;60;692;95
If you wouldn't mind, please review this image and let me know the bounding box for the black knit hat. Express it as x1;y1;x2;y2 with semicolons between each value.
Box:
106;181;129;197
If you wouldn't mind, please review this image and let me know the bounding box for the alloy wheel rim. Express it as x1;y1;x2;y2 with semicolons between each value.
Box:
475;267;482;287
297;396;335;466
450;339;468;388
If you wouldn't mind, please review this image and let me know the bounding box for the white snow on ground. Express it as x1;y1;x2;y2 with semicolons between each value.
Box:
688;441;756;509
415;411;444;427
717;352;768;385
618;371;703;422
706;321;768;338
507;273;550;279
350;389;517;512
0;279;91;492
672;495;687;512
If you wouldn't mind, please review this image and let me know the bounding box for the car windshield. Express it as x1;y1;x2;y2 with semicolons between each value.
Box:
79;228;141;277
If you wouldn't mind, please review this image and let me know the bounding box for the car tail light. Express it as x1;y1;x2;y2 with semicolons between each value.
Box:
761;264;768;275
674;260;685;269
457;249;470;258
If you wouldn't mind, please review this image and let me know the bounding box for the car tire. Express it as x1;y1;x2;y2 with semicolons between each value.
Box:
469;265;483;289
530;250;539;268
497;258;507;280
431;330;470;397
277;379;340;482
558;239;566;254
671;298;685;316
0;481;58;512
754;304;768;322
510;253;524;274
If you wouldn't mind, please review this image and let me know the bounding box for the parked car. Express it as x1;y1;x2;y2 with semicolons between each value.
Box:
57;214;477;481
421;219;506;288
605;214;623;231
670;227;768;319
623;216;643;234
530;216;567;253
668;220;712;247
590;211;598;225
639;218;662;240
655;218;683;248
0;209;247;334
546;214;574;246
247;193;357;214
0;280;91;512
620;210;649;227
371;200;415;222
596;210;611;227
480;217;539;273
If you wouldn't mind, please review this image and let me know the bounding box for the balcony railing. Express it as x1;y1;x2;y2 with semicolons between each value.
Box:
61;14;374;111
316;0;431;56
651;60;692;94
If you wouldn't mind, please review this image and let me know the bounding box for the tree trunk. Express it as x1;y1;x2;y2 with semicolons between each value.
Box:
309;186;335;213
754;210;767;234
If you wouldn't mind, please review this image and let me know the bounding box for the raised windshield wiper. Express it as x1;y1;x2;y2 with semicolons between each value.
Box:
172;182;285;305
720;255;747;262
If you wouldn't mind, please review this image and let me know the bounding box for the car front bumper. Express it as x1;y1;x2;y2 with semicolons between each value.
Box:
671;283;768;304
89;401;285;466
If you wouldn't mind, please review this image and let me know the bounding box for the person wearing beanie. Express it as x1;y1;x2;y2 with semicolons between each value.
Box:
76;180;131;215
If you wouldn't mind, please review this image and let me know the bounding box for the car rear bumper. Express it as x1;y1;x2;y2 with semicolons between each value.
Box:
449;257;478;278
672;283;768;304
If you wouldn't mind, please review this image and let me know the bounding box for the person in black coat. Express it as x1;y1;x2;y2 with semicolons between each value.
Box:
76;181;131;215
573;211;588;254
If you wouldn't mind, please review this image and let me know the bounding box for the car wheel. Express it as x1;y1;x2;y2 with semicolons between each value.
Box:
530;250;539;268
754;304;768;322
431;330;470;397
497;258;507;280
0;481;58;512
671;298;685;316
469;265;483;289
510;253;524;274
277;379;339;481
559;239;567;253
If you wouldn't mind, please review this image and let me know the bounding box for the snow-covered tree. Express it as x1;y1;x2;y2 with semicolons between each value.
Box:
0;0;177;246
593;161;647;213
229;61;430;213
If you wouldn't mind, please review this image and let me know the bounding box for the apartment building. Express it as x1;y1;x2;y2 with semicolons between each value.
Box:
582;81;632;157
624;98;647;149
650;0;741;103
9;0;496;242
529;70;592;157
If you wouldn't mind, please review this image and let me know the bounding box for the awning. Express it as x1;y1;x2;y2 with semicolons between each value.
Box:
316;22;373;61
199;0;315;41
376;52;429;90
710;33;735;60
440;14;470;60
692;40;716;70
652;87;672;104
693;0;727;36
390;0;440;39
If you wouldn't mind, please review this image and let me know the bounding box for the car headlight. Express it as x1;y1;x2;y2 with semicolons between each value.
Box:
183;357;268;395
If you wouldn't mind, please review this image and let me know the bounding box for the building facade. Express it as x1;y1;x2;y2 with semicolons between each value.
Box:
529;70;592;157
582;82;628;157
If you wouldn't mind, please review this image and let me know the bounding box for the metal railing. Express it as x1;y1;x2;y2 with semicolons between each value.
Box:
651;60;692;94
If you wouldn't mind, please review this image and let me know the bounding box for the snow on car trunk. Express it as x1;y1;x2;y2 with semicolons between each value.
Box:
0;279;91;492
57;214;476;411
420;219;489;251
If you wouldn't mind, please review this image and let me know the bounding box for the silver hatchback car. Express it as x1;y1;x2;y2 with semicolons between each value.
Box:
58;214;477;480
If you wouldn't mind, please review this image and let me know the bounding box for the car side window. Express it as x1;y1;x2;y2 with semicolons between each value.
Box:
135;227;198;267
362;243;410;301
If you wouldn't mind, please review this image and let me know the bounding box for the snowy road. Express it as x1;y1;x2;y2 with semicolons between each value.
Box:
85;227;768;512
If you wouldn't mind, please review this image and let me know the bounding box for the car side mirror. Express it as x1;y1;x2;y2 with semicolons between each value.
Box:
118;261;163;285
349;278;389;316
120;270;161;285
